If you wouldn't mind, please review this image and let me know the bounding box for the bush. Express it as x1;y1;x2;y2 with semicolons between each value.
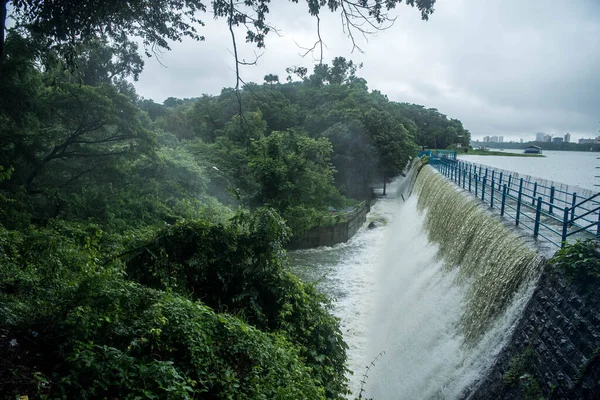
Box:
0;225;331;399
125;208;350;398
549;239;600;291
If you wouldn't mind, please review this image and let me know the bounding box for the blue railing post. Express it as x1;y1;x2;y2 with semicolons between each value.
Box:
516;178;524;226
475;174;478;196
507;175;512;196
468;166;472;192
561;207;569;247
549;186;556;214
570;193;577;223
501;184;507;216
597;211;600;237
534;197;543;237
498;172;503;191
485;168;488;180
531;182;537;206
490;178;495;208
482;176;487;202
463;169;466;189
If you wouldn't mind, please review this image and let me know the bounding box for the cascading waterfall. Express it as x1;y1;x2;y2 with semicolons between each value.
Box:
359;165;544;399
290;164;545;399
414;166;544;342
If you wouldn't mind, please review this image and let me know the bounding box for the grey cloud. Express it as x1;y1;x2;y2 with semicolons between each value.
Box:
134;0;600;142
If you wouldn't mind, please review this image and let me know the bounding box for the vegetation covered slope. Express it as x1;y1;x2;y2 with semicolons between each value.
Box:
0;13;470;399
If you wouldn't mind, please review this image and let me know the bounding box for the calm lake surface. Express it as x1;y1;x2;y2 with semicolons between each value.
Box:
458;150;600;192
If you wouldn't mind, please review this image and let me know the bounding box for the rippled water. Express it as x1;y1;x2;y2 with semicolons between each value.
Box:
458;150;599;191
287;175;538;399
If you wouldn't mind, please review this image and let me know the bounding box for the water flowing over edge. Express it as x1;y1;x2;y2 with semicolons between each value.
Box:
290;165;545;399
414;166;544;342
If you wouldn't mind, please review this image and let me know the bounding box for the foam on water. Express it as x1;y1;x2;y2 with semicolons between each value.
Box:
289;168;542;399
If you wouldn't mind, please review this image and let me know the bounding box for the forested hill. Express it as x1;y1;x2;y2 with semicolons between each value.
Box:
136;60;471;232
0;30;469;399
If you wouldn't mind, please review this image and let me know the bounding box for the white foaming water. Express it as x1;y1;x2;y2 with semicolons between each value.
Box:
289;176;537;399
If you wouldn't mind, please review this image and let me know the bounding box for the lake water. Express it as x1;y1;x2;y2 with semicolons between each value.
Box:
458;150;600;192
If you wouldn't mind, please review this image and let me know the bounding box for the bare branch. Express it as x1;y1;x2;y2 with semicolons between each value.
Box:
294;14;325;64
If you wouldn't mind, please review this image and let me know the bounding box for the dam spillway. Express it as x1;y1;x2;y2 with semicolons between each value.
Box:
289;164;544;399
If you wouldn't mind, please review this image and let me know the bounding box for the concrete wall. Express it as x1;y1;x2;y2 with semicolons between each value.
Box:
287;202;369;250
465;265;600;400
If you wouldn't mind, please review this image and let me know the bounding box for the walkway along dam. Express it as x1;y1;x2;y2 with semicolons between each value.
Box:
290;156;600;399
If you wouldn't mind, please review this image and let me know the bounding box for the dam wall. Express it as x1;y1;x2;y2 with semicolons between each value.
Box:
287;201;369;249
418;160;600;399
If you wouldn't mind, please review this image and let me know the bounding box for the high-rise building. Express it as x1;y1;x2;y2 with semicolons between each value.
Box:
520;138;524;143
535;132;546;142
544;134;552;143
483;136;490;143
490;136;499;143
564;133;571;143
498;136;504;143
552;137;563;144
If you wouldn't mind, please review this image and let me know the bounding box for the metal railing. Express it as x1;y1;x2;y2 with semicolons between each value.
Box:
418;149;457;161
428;157;600;248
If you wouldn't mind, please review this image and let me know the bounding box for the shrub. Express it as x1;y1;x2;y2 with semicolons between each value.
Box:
125;208;350;398
0;226;329;399
550;239;600;291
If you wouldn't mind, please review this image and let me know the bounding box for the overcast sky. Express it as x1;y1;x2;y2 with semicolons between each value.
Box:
134;0;600;142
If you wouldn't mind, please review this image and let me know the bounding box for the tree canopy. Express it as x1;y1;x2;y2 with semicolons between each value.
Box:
2;0;436;66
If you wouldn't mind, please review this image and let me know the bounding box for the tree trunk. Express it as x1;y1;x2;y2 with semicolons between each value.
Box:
0;0;8;61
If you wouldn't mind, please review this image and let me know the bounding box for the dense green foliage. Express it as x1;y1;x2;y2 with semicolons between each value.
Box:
0;7;471;396
125;210;348;398
550;239;600;291
0;224;330;399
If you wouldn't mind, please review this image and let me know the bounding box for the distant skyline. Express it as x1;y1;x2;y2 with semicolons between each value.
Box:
473;131;598;143
131;0;600;143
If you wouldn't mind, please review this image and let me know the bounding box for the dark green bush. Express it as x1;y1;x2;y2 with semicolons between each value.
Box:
125;209;350;398
0;225;332;399
550;239;600;291
54;277;326;399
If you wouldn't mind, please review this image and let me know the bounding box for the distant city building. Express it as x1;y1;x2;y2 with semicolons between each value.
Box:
535;132;546;142
544;134;552;142
520;138;524;144
482;136;490;143
498;136;504;143
578;138;596;144
490;136;499;143
564;133;571;143
552;137;563;144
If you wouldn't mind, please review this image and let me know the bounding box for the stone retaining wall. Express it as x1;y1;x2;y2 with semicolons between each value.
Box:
287;202;369;249
465;265;600;399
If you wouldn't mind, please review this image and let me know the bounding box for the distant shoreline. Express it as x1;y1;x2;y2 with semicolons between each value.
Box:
464;149;545;157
